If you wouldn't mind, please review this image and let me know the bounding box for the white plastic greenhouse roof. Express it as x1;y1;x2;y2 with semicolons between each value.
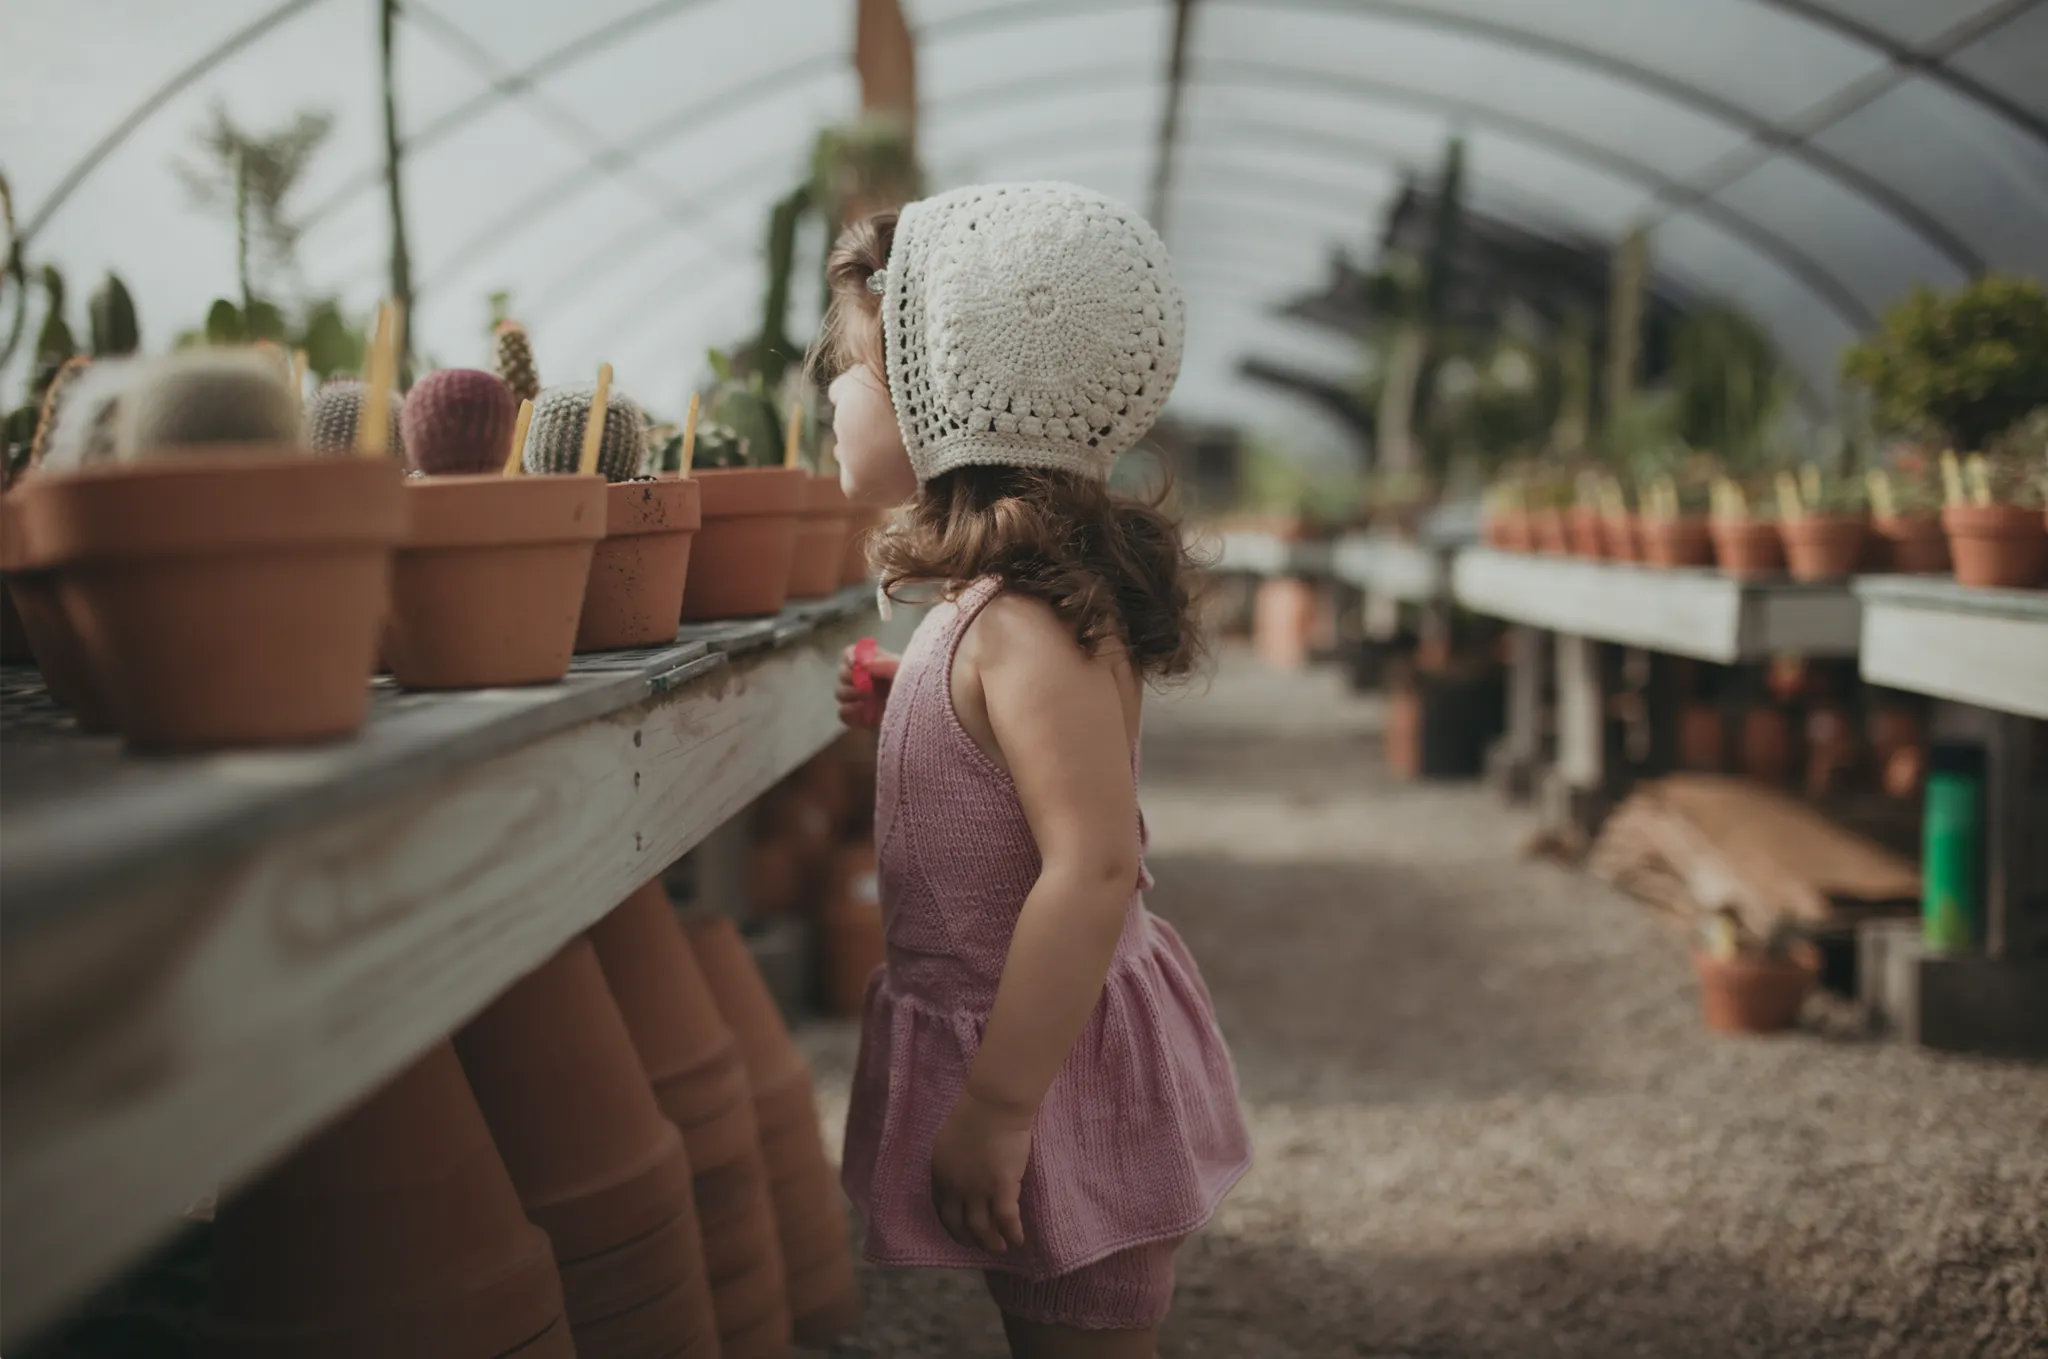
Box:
6;0;2046;454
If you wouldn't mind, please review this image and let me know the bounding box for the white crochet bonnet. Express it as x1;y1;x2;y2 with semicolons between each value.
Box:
876;181;1185;484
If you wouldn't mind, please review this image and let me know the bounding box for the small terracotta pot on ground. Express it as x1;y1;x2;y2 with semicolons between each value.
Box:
19;451;405;751
1693;945;1818;1034
1708;517;1784;580
1600;513;1640;563
1872;512;1949;575
1566;506;1606;559
686;915;860;1348
1941;505;2048;588
454;936;707;1355
788;475;854;601
1739;705;1793;786
385;474;606;689
590;881;791;1354
679;467;806;621
577;477;701;652
205;1041;565;1359
1639;515;1714;569
819;844;884;1016
1778;513;1868;582
840;504;882;587
1677;702;1725;772
1532;508;1570;556
1252;577;1315;670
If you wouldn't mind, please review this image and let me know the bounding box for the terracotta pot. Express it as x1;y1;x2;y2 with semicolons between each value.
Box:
455;938;696;1261
1676;701;1724;772
589;882;790;1348
206;1041;565;1359
1693;945;1818;1035
1883;743;1925;798
1779;513;1868;582
746;833;807;916
840;504;882;587
1492;510;1532;554
1804;701;1857;798
5;571;118;731
569;1276;721;1359
1566;505;1606;559
678;467;806;621
1738;705;1793;786
1600;512;1640;563
577;477;701;652
558;1206;720;1358
1639;515;1713;569
1252;576;1316;670
19;450;404;752
1532;508;1570;556
1873;512;1949;575
500;1316;578;1357
720;1306;798;1359
788;475;854;601
385;474;605;689
1867;703;1921;767
0;494;32;665
820;845;883;1017
1709;517;1784;580
686;916;858;1346
1942;505;2048;589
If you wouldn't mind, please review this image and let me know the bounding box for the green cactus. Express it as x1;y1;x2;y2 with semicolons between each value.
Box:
305;378;404;457
521;382;648;481
117;350;302;458
688;420;747;470
493;319;540;403
89;273;140;356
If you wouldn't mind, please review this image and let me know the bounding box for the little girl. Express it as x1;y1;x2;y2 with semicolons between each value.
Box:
815;182;1251;1357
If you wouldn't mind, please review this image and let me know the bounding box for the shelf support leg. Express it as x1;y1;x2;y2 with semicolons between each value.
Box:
1486;624;1546;800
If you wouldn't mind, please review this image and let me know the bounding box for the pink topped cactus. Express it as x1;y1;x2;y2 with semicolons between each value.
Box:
401;368;516;476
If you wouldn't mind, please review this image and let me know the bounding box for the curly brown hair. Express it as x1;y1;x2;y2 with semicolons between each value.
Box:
811;211;1205;682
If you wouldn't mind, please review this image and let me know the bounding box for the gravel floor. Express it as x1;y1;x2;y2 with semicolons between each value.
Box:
797;650;2048;1358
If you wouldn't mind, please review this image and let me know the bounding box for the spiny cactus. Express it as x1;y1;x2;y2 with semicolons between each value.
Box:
689;420;747;470
30;355;92;469
306;378;405;458
401;368;515;476
40;357;142;472
493;320;540;403
116;349;301;459
89;273;139;356
522;382;647;482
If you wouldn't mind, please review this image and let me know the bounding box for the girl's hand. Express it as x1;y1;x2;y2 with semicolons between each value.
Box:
929;1087;1032;1254
835;641;898;729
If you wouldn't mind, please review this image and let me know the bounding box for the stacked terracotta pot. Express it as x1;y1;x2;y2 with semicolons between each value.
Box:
686;916;861;1350
205;1042;574;1358
593;880;794;1359
456;938;720;1359
787;475;856;601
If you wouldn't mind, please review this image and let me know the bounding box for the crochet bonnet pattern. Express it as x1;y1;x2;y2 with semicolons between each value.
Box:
879;181;1185;484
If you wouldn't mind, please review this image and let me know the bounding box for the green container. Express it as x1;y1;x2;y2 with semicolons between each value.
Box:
1921;743;1985;953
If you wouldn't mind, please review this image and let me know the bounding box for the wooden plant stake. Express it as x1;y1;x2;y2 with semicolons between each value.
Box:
1965;453;1993;508
783;404;805;470
679;392;700;477
1775;471;1803;522
357;301;399;458
1940;450;1965;508
1866;469;1896;521
1799;463;1822;509
504;397;534;477
577;363;613;476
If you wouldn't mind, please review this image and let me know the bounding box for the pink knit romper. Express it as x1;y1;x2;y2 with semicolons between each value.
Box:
840;579;1253;1326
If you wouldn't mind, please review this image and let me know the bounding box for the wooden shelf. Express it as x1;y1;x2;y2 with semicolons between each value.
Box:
1452;548;1862;662
1329;531;1455;602
1854;577;2048;720
0;587;875;1343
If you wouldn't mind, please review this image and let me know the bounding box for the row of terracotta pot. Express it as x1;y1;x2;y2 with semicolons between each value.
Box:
0;456;887;753
205;877;859;1358
1485;504;2048;588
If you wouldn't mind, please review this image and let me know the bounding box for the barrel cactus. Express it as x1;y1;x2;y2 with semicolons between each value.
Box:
522;382;647;481
40;358;142;472
494;320;540;403
401;368;515;476
116;349;301;459
306;378;405;457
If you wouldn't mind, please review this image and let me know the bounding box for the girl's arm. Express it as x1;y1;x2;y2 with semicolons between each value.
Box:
929;594;1139;1251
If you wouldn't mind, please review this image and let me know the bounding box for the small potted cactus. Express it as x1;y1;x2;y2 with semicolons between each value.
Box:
1939;431;2047;589
1776;465;1869;582
1566;471;1607;560
14;345;405;751
1864;454;1950;575
1479;476;1531;552
1596;476;1639;562
1693;911;1819;1035
1706;475;1784;580
381;365;609;689
1635;467;1715;569
677;357;806;622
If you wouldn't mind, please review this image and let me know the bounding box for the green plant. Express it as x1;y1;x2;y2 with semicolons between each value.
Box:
1844;275;2048;453
521;382;648;481
1671;304;1788;474
88;273;139;355
305;379;404;458
493;319;540;403
34;265;78;381
1970;412;2048;507
0;172;26;371
702;348;786;468
176;104;334;315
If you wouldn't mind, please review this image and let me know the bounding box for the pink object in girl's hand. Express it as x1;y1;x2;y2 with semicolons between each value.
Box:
849;637;883;726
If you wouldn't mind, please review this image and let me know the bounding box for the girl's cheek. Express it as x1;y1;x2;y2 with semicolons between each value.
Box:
832;371;917;507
